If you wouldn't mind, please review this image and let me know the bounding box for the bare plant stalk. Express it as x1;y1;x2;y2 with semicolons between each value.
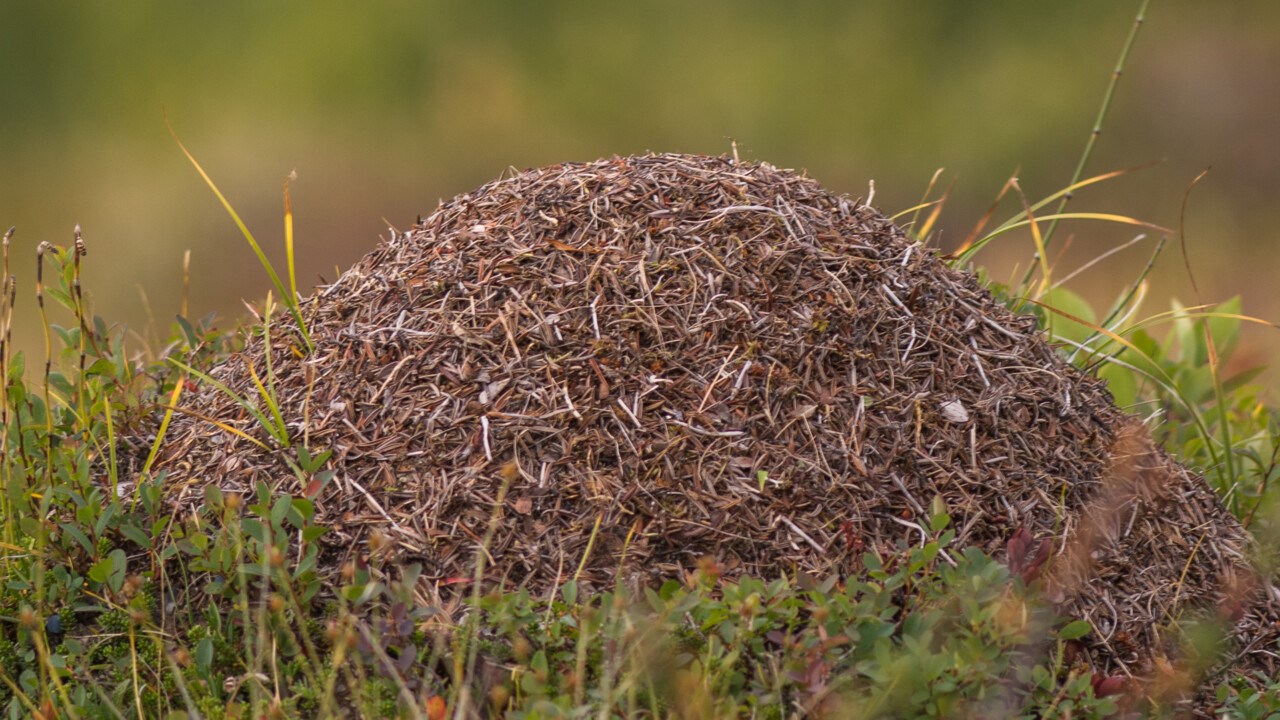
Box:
0;228;14;533
35;241;54;481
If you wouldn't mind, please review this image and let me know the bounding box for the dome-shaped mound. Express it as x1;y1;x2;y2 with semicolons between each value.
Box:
155;154;1277;692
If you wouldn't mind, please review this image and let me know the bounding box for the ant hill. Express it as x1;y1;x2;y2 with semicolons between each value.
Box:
152;153;1278;700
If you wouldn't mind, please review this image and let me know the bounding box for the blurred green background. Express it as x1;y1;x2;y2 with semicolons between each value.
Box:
1;2;1277;384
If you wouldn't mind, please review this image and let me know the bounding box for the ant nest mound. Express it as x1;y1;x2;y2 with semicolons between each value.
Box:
156;153;1277;697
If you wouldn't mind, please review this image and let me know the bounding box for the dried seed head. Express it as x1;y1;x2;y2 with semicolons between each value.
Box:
123;574;144;598
694;556;722;581
17;607;39;630
511;635;532;662
368;530;391;553
488;685;510;710
499;460;520;483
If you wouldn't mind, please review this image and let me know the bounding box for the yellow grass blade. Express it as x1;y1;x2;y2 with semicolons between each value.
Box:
150;403;272;452
914;179;953;244
142;374;186;475
284;174;299;304
889;199;943;222
1010;179;1052;296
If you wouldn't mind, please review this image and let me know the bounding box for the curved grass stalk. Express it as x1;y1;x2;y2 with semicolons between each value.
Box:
284;176;300;307
1094;235;1167;334
956;212;1169;266
1069;280;1151;360
244;358;289;447
889;198;943;223
905;168;945;234
1050;235;1147;295
256;291;289;446
949;164;1157;263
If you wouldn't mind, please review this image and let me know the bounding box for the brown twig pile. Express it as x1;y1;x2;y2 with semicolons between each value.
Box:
153;153;1277;700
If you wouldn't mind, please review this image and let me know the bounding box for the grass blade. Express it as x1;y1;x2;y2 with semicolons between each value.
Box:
165;111;313;352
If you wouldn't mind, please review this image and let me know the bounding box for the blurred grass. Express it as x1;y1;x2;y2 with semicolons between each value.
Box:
0;1;1278;383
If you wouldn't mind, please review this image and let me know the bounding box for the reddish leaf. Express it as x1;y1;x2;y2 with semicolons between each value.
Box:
1006;527;1051;583
1091;672;1127;697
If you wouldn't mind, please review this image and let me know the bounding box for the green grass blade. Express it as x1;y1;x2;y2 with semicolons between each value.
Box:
165;112;313;352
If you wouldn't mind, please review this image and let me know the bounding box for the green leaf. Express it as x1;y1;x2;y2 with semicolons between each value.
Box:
88;555;114;585
1098;362;1137;409
1059;619;1092;640
270;495;291;529
94;502;118;539
203;484;223;511
194;637;214;672
84;357;115;378
241;518;265;543
289;497;314;525
1206;296;1243;363
59;523;94;556
19;517;44;540
107;548;128;593
175;315;199;348
1040;287;1097;345
929;495;950;532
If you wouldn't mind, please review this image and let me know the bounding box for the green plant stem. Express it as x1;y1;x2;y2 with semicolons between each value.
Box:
1019;0;1151;291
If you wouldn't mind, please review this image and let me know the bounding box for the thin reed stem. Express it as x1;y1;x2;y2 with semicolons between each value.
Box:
1019;0;1151;291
